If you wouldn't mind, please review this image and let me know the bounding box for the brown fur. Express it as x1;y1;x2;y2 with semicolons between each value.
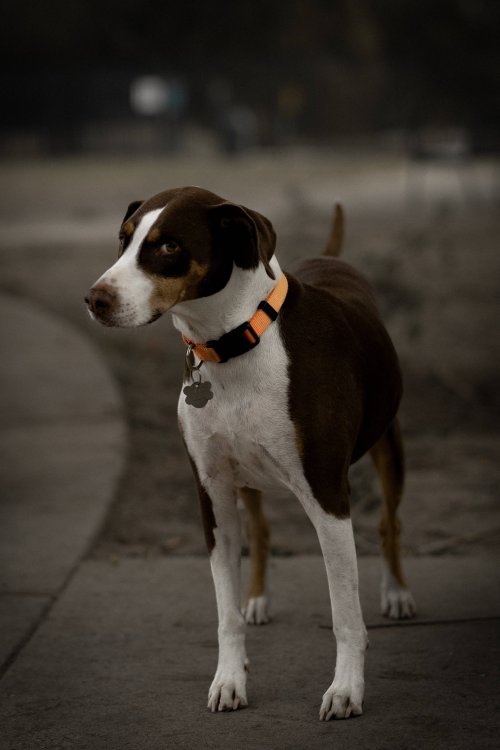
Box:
122;187;277;304
279;262;402;518
323;203;345;257
122;220;134;237
182;440;217;553
147;259;209;312
370;419;407;586
147;227;161;243
240;488;270;601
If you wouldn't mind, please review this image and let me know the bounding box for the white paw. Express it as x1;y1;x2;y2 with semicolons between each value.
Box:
319;683;364;720
243;595;270;625
207;668;248;712
381;585;416;620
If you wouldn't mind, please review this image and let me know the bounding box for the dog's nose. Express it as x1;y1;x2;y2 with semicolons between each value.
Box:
85;285;116;316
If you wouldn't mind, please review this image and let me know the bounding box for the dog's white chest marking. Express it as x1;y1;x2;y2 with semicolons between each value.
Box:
179;323;301;493
175;258;307;495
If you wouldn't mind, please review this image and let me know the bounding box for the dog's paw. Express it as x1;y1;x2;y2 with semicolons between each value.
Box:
243;595;270;625
207;669;248;712
319;684;364;720
381;584;416;620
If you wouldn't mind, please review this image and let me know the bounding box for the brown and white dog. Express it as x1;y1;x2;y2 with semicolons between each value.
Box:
86;186;415;720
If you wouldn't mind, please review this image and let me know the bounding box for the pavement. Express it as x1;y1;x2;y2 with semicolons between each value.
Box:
0;291;499;750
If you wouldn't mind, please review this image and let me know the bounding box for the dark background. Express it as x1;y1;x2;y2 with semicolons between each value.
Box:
1;0;499;155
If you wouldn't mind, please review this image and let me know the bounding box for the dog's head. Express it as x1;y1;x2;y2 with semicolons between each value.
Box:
85;186;276;327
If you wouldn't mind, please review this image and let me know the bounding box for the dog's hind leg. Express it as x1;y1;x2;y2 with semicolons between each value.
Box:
370;418;416;619
240;487;270;625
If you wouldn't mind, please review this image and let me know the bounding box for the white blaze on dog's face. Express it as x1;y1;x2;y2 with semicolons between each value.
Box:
86;186;276;327
90;207;163;327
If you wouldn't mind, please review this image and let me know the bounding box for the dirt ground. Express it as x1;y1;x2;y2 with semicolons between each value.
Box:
1;148;499;559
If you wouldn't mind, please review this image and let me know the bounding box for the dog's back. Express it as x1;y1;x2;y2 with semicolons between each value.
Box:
283;206;402;465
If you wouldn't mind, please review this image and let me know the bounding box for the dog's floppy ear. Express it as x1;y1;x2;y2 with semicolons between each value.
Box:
210;202;276;279
122;200;144;224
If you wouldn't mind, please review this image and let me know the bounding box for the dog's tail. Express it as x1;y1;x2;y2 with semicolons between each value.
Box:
323;203;345;257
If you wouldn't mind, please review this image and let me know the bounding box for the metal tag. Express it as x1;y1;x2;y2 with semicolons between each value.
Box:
183;345;213;408
183;380;214;408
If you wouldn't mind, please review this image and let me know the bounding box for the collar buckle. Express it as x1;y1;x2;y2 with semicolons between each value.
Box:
206;321;260;364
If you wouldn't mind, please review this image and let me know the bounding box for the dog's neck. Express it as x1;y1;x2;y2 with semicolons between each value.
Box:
171;257;282;344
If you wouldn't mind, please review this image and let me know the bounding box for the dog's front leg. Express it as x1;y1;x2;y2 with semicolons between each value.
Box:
198;475;248;712
316;512;367;719
298;493;368;719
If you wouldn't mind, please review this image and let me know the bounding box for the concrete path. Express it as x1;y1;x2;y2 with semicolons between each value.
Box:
0;556;498;750
0;290;498;749
0;293;126;670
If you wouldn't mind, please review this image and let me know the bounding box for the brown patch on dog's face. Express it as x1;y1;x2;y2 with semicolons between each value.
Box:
124;187;240;317
148;259;209;315
130;188;233;317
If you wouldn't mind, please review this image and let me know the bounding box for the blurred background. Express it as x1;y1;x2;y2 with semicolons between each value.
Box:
1;0;499;157
1;0;499;559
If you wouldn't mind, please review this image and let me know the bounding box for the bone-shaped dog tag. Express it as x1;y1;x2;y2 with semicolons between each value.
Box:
183;380;214;408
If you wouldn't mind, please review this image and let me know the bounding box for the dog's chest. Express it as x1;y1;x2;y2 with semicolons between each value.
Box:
178;328;301;491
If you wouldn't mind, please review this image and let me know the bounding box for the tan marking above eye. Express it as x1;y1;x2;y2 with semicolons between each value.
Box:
123;221;134;236
147;227;160;242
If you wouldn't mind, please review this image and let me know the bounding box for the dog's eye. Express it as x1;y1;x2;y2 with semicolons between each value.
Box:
157;241;180;255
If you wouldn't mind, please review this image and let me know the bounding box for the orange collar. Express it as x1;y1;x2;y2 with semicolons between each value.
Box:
182;273;288;364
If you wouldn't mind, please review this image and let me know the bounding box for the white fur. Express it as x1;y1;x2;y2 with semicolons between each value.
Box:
176;259;301;497
175;258;367;717
95;208;164;326
243;595;269;625
314;514;367;719
172;256;280;342
381;559;416;619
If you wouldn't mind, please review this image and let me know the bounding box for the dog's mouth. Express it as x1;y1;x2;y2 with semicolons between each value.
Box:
85;303;163;328
148;311;162;324
85;306;118;327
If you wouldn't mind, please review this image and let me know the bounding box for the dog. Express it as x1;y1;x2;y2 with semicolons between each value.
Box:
85;186;416;720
